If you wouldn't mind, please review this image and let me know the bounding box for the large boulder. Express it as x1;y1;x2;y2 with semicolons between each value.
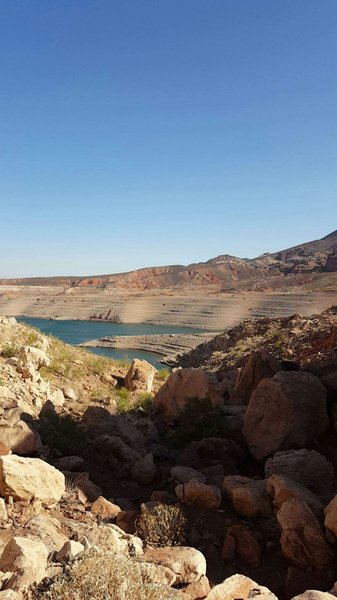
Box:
277;497;333;567
143;547;206;584
206;574;277;600
243;372;329;460
234;351;281;403
0;408;42;455
125;359;156;394
154;368;223;423
324;495;337;537
222;524;261;567
175;480;221;510
0;536;48;590
179;437;245;473
265;449;335;500
266;474;324;517
130;453;157;485
223;475;273;517
0;455;65;506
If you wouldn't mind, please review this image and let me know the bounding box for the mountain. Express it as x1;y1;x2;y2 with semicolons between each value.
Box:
1;229;337;293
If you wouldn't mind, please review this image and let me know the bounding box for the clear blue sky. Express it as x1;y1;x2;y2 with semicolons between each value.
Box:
1;0;337;277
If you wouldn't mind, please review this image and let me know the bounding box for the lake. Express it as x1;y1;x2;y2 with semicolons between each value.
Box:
18;317;203;368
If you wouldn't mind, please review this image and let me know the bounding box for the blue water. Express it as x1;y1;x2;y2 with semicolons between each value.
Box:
18;317;203;368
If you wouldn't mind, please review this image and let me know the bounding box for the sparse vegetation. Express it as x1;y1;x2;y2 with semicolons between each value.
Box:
1;342;19;358
167;398;227;448
137;504;187;548
115;386;131;411
26;549;180;600
158;367;170;381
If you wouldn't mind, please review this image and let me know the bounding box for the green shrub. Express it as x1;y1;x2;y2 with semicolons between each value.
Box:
115;387;131;412
137;504;187;548
38;414;84;455
158;367;171;381
1;343;18;358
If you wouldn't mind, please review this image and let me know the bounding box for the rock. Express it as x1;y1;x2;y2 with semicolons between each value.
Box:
125;359;156;393
62;386;77;400
0;408;42;455
130;453;157;485
18;346;50;369
116;510;138;534
277;497;333;567
137;561;177;587
267;474;324;517
66;522;143;557
324;495;337;537
91;496;121;520
0;442;11;455
0;455;65;506
69;472;102;502
22;514;68;552
53;455;84;471
143;547;206;584
0;592;22;599
134;418;159;442
0;498;7;522
49;389;65;407
180;437;245;473
265;449;335;500
183;576;211;598
222;524;261;568
56;540;84;561
223;475;273;517
243;371;329;460
234;351;281;403
171;466;206;484
175;480;221;510
0;536;48;590
154;368;223;423
205;574;277;600
94;434;142;477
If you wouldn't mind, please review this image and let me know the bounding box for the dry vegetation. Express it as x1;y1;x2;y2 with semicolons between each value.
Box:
137;504;188;548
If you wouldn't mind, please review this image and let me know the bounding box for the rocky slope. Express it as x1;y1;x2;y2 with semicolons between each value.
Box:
1;313;337;599
1;230;337;294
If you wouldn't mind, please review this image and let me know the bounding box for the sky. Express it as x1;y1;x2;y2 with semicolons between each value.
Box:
0;0;337;277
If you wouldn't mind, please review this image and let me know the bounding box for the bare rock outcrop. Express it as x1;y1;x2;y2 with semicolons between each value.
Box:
0;455;65;506
243;371;329;460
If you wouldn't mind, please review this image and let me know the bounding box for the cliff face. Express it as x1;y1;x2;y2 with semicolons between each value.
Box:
1;230;337;293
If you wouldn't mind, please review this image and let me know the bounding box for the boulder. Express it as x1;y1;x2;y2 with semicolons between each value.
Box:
154;368;223;422
265;449;335;500
223;475;273;518
175;480;221;510
234;351;281;403
56;540;84;561
53;455;84;472
182;576;211;598
143;547;206;584
171;466;206;484
22;514;68;552
0;408;42;455
18;346;50;369
134;418;159;442
243;372;329;460
266;474;324;517
291;593;337;600
91;496;121;520
0;498;7;521
324;495;337;537
125;359;156;393
130;453;157;485
277;497;333;567
179;437;245;473
0;536;48;590
0;592;22;599
205;574;277;600
0;455;65;506
222;524;261;567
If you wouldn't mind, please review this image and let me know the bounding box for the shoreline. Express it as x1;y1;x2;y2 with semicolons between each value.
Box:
79;332;218;365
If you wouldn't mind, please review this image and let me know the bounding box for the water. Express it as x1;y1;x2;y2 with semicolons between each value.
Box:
18;317;203;368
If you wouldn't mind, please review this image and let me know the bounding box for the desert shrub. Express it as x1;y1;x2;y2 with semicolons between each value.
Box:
38;413;84;454
132;392;153;413
1;342;19;358
168;398;227;448
137;503;187;548
115;387;131;411
158;367;171;381
26;548;180;600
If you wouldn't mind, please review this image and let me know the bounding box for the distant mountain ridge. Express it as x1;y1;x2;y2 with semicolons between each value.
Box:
1;229;337;293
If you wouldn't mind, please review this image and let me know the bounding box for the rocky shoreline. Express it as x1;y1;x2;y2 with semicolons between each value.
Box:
80;332;217;365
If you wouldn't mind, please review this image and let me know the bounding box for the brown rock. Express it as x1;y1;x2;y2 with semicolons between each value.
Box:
91;496;121;520
324;495;337;537
116;510;138;534
205;574;277;600
266;474;324;517
130;453;157;485
223;475;273;517
0;408;42;455
222;524;261;568
125;359;156;394
0;455;65;506
234;351;281;403
277;497;333;567
243;371;329;460
0;442;11;456
183;575;211;598
0;536;48;590
143;546;206;584
176;480;221;510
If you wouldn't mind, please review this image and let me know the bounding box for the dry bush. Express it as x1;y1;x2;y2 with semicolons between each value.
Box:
26;549;181;600
137;504;187;548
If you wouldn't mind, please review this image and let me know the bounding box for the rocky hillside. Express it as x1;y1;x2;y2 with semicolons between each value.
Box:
1;230;337;293
2;313;337;598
